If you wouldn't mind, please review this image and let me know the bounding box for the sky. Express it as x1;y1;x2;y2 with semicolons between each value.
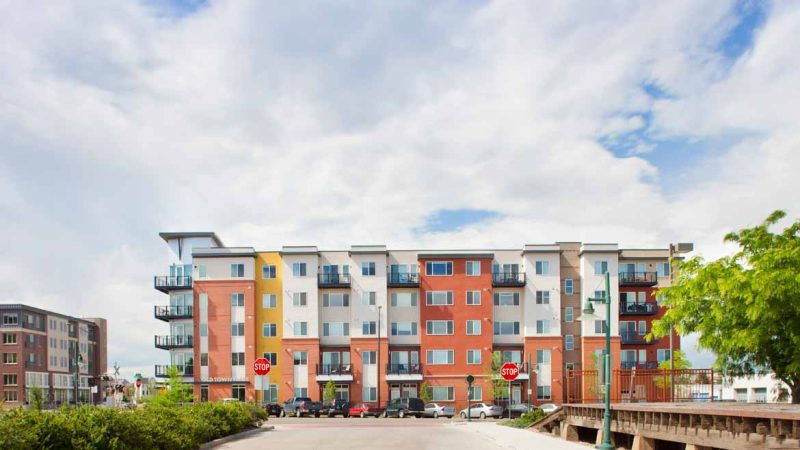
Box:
1;0;798;381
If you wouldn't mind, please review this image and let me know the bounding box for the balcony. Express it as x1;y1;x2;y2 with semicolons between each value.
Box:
620;332;653;345
154;335;193;350
315;364;353;382
387;272;420;287
619;271;657;286
317;273;351;288
621;361;659;370
154;275;192;293
492;272;526;287
154;305;194;321
154;364;194;378
620;302;658;315
386;363;423;381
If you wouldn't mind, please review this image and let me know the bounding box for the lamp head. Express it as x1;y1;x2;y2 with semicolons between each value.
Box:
576;300;598;321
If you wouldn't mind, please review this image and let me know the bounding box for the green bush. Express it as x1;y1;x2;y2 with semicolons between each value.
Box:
498;408;546;428
0;402;267;450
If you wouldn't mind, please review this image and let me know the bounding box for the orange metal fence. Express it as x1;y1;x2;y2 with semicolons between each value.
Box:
566;368;716;403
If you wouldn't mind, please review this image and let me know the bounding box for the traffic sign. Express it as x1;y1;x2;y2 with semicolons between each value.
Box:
254;357;271;376
500;362;519;381
135;379;142;388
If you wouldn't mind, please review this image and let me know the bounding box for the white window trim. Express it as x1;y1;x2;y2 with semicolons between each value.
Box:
426;350;455;365
425;261;453;276
466;261;481;276
426;320;454;336
466;320;481;335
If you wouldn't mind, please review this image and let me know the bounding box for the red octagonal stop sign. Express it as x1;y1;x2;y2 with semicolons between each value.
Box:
254;357;271;376
500;362;519;381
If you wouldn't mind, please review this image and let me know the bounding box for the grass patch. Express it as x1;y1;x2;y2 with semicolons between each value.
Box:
498;409;546;428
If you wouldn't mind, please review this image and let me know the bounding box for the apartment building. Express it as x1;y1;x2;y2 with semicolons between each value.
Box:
152;232;686;408
0;304;107;408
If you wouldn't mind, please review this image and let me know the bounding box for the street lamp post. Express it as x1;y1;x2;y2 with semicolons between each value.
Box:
577;271;614;450
377;305;382;410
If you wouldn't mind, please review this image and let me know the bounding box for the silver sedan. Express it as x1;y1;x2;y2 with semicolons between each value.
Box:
423;402;455;418
459;403;504;419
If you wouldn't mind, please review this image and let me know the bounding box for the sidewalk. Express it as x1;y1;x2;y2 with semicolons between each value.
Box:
453;422;588;449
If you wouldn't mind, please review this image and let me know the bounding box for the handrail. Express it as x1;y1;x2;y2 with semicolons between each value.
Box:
317;273;351;285
491;272;526;285
386;363;423;374
618;271;657;284
316;364;353;375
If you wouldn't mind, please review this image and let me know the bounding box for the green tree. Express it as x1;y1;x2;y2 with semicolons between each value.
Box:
323;380;335;403
145;366;193;406
484;352;508;402
651;210;800;403
29;386;44;411
654;350;692;390
419;382;432;404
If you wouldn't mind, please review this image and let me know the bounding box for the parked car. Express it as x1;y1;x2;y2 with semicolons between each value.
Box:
348;403;384;418
423;402;455;418
263;403;283;417
459;403;504;419
539;403;558;414
506;403;533;418
281;397;323;417
383;397;425;418
323;399;352;417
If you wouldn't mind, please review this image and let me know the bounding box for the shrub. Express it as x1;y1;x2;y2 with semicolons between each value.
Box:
0;401;266;450
498;408;546;428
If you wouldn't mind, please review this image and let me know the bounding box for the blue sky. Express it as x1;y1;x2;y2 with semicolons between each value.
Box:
0;0;797;380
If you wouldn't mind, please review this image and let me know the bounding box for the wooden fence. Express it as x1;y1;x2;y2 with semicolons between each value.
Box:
566;368;716;403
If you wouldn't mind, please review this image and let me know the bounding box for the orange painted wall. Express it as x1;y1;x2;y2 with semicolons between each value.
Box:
524;336;564;404
619;286;679;363
350;337;389;405
279;338;320;402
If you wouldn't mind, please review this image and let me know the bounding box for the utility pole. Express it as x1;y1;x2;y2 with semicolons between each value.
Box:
669;244;675;403
377;305;382;409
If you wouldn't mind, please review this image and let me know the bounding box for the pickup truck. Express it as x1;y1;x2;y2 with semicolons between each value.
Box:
322;399;351;417
281;397;323;417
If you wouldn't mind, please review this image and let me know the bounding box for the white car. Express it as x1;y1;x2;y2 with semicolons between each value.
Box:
424;402;455;418
539;403;558;414
459;403;504;419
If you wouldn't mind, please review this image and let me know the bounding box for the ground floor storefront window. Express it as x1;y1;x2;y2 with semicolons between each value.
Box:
232;384;245;402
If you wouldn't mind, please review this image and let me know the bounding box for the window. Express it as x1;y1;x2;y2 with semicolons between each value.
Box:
231;352;245;366
594;320;608;334
200;385;209;402
537;386;551;400
565;278;574;294
2;333;15;345
362;351;377;365
426;320;454;335
199;324;208;337
494;321;520;335
390;322;417;336
431;386;454;401
262;264;277;279
467;349;482;364
594;290;606;300
535;290;550;305
637;291;646;303
3;374;17;385
495;350;522;364
323;322;349;337
565;362;575;371
362;321;377;336
638;349;647;363
262;294;277;308
493;292;520;306
231;322;245;336
3;391;17;402
466;320;481;335
263;352;277;366
466;261;481;276
322;293;349;307
294;387;308;397
292;263;307;277
293;322;308;336
361;292;376;306
362;387;377;401
535;320;549;334
292;292;307;307
232;384;245;402
535;261;549;275
565;335;574;351
293;351;308;365
230;293;245;307
361;262;376;276
230;264;245;278
390;293;417;307
2;353;17;364
638;320;647;335
197;265;207;279
594;261;608;275
426;350;454;365
200;353;208;366
262;323;277;337
536;349;551;364
425;261;453;276
2;314;18;326
468;386;482;401
564;307;573;323
657;349;671;362
426;291;453;306
657;262;670;277
466;291;481;305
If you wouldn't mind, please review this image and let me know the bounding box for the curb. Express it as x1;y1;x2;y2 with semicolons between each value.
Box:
200;424;275;449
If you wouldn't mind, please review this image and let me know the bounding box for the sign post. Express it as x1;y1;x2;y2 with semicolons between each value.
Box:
465;375;475;422
500;362;519;419
253;358;271;406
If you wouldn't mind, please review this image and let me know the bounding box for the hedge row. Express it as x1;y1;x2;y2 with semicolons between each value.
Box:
0;402;267;449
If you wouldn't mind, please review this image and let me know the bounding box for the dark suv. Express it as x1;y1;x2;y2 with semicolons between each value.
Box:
384;397;425;418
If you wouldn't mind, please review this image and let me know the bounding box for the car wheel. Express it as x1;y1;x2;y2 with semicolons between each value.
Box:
480;412;486;419
360;411;365;418
460;412;466;419
399;410;405;418
433;411;439;419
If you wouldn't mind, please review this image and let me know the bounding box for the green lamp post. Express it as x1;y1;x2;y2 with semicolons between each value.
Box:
577;270;614;450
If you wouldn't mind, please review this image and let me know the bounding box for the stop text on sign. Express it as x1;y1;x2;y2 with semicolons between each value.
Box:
253;357;271;376
500;362;519;381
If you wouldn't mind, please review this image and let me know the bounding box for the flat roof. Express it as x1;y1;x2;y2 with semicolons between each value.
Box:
0;303;101;326
159;232;224;247
192;247;255;257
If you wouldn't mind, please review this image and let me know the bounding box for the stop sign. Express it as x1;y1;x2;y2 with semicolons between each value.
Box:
500;362;519;381
253;357;271;376
135;379;141;388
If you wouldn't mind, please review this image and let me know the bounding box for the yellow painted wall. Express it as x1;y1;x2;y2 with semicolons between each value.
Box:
254;252;282;401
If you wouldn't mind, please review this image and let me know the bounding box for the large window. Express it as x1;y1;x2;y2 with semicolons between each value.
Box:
493;321;520;335
262;294;277;308
594;290;606;300
426;320;453;335
2;374;17;385
657;262;670;277
466;291;481;305
361;262;376;276
431;386;454;401
536;349;551;364
294;387;308;397
495;350;522;364
391;322;417;336
535;320;550;334
466;349;482;364
292;292;307;307
293;351;308;365
535;261;549;275
535;291;550;304
262;265;276;279
426;350;454;365
390;292;417;307
425;261;453;276
231;352;245;366
262;323;277;337
565;278;574;294
323;322;349;337
657;349;671;362
493;292;520;306
264;384;278;403
362;321;377;335
468;386;482;401
466;261;481;276
230;264;245;278
594;261;608;275
230;293;245;307
292;263;307;277
293;322;308;336
536;386;551;400
263;352;278;366
232;385;245;402
565;334;574;351
3;353;17;364
466;320;481;335
426;291;453;306
594;320;607;334
362;351;377;365
361;292;376;306
231;322;245;336
322;293;349;307
2;333;16;345
362;387;377;402
3;391;17;402
564;306;574;322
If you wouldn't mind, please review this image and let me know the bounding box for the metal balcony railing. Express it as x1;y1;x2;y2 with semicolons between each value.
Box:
387;272;420;287
317;273;351;288
620;332;653;345
386;363;423;375
619;302;658;315
492;272;526;287
154;335;194;349
154;305;194;321
154;275;193;293
154;364;194;377
315;364;353;375
621;361;659;369
619;272;658;286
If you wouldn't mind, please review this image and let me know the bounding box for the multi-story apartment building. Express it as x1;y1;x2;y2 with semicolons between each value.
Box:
0;304;107;408
152;233;688;409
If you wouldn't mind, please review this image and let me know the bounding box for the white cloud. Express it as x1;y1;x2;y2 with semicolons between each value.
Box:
0;0;797;378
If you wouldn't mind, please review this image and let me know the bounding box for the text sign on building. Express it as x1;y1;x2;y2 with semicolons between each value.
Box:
254;357;271;376
500;362;519;381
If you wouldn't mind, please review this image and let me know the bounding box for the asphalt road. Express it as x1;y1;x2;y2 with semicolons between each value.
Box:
215;417;588;450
